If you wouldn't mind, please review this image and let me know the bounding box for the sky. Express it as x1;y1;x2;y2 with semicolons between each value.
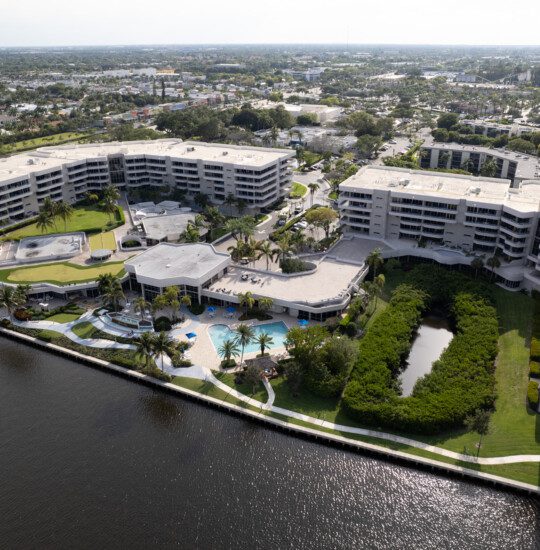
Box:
0;0;539;47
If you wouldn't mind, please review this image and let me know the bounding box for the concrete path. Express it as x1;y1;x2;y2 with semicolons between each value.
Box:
262;378;275;409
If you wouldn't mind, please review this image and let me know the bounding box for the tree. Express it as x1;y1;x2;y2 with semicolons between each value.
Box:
480;159;498;178
356;134;381;159
470;257;484;279
284;360;303;394
256;332;274;356
13;284;30;306
304;207;338;239
102;184;120;223
181;223;200;243
0;286;22;321
152;331;176;372
36;210;55;234
218;339;240;367
285;325;328;369
307;182;319;207
486;255;501;281
437;113;459;130
234;323;255;366
98;274;124;312
136;332;155;370
42;197;59;229
56;201;74;232
366;248;384;278
134;296;150;320
465;409;491;457
194;193;209;209
243;363;262;394
237;291;255;315
373;274;385;307
257;240;277;271
257;297;273;314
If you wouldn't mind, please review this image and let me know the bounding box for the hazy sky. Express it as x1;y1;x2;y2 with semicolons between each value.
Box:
1;0;538;47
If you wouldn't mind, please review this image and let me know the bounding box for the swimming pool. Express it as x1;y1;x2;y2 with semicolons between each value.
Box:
208;321;289;354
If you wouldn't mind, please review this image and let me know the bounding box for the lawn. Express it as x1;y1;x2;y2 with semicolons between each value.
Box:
89;231;117;251
0;260;125;285
214;371;268;403
46;312;83;324
3;205;124;240
289;182;308;199
0;132;90;155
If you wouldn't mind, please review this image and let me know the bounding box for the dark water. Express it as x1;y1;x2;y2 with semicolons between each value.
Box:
400;316;454;397
1;337;539;550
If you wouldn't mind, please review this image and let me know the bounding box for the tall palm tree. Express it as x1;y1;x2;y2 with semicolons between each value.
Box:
218;339;240;367
152;331;176;372
486;255;501;281
56;201;74;232
0;286;22;321
42;196;59;230
235;323;255;366
373;274;385;308
276;234;293;264
136;332;155;369
99;275;125;312
181;223;200;243
256;332;274;357
14;284;30;306
471;257;484;279
308;182;320;207
366;248;384;278
102;184;120;223
237;291;255;316
36;211;55;234
134;296;150;320
257;297;273;315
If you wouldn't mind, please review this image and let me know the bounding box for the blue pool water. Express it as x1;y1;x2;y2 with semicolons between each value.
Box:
209;321;289;354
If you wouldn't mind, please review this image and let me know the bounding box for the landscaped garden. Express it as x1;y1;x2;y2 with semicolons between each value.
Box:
0;260;126;285
0;132;91;156
289;182;308;199
89;231;117;251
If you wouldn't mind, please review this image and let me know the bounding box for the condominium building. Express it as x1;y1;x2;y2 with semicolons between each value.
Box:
461;119;538;138
339;165;540;290
0;139;294;224
419;138;540;185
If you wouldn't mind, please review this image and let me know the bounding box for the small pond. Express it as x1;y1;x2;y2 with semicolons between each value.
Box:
400;316;454;397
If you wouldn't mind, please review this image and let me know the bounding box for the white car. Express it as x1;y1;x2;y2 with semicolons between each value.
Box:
294;220;309;230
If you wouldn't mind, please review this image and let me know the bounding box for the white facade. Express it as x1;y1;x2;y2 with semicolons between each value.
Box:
0;139;294;224
339;165;540;290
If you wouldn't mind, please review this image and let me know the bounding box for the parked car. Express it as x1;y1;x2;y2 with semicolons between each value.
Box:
294;220;309;230
277;218;286;227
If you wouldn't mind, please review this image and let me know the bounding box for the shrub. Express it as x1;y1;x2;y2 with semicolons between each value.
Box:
141;367;172;382
0;318;13;328
220;359;237;370
530;338;540;360
188;303;205;316
339;321;358;337
280;258;315;274
238;309;272;321
530;361;540;378
154;316;172;331
527;381;539;409
14;308;32;321
171;356;193;368
121;239;141;248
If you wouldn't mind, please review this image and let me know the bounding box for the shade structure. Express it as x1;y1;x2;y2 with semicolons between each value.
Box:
186;332;197;339
297;319;309;327
226;306;236;313
207;306;217;312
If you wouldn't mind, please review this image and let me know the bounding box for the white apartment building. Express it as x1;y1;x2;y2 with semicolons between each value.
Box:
461;119;538;138
0;139;294;224
419;138;540;185
339;165;540;290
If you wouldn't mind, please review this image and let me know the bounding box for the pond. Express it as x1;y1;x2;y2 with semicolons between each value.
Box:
400;316;454;397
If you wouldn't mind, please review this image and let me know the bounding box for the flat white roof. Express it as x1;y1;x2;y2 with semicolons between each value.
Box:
141;213;198;241
0;139;294;180
125;242;229;286
340;165;540;213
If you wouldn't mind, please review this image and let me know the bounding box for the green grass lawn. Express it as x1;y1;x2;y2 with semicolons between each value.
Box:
0;260;125;285
214;372;268;402
4;205;123;240
0;132;90;155
89;231;117;251
289;182;308;199
46;312;83;324
71;321;99;339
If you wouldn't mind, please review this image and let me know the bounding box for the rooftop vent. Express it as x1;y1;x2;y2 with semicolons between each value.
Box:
187;147;195;152
222;151;228;156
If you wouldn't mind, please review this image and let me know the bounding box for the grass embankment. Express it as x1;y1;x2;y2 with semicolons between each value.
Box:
289;182;308;199
3;205;124;240
46;312;82;324
214;371;268;402
0;260;125;285
0;132;91;156
89;231;117;251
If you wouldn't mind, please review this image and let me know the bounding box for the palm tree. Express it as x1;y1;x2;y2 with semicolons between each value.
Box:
257;297;273;315
136;332;155;370
102;184;120;223
180;293;192;308
13;284;30;306
486;255;501;281
181;223;200;243
373;274;385;308
257;240;277;271
224;194;237;216
256;332;274;356
238;291;255;316
218;339;240;367
366;248;384;278
471;257;484;279
152;331;175;372
134;296;150;320
308;182;320;207
235;323;255;366
56;201;74;232
0;286;22;321
276;233;293;264
99;275;125;312
36;210;55;234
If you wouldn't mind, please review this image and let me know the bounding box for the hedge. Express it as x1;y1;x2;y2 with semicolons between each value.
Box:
527;381;539;409
530;361;540;378
343;266;499;435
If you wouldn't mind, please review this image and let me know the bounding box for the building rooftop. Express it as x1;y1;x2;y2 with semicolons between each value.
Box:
421;137;540;181
141;212;201;242
125;243;229;286
0;139;294;181
340;165;540;213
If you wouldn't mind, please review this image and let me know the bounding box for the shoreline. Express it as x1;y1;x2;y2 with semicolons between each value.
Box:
2;325;539;497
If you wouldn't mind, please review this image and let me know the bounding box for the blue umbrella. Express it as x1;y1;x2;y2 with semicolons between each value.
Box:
186;332;197;339
298;319;309;327
226;306;236;313
207;306;216;312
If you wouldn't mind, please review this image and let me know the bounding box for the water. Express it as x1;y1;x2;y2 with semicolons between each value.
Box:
400;316;454;396
1;337;539;549
209;321;289;354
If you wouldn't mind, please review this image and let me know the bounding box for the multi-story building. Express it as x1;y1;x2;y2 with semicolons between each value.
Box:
339;165;540;290
460;119;538;138
0;139;294;224
419;138;540;185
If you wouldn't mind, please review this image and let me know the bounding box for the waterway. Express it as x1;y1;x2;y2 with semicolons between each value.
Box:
1;337;539;549
400;316;454;397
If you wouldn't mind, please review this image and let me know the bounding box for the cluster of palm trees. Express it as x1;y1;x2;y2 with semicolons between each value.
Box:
97;273;125;311
150;286;191;321
218;323;274;368
236;291;273;317
0;284;30;320
136;330;188;372
471;254;501;281
36;196;74;234
102;184;120;223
